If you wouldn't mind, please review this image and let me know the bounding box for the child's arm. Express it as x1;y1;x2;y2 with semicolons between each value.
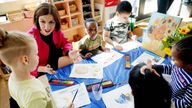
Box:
152;65;173;75
103;30;123;50
173;84;192;108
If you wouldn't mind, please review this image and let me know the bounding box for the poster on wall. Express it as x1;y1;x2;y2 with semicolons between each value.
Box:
142;12;182;57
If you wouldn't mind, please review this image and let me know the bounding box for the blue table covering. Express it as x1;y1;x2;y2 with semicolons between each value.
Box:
47;47;171;108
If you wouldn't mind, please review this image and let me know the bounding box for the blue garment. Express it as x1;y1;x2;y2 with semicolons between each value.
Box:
161;65;192;108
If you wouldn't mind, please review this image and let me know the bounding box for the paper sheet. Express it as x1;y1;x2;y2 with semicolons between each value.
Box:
132;51;165;66
51;83;90;108
121;41;141;52
91;50;123;67
70;64;103;79
102;84;134;108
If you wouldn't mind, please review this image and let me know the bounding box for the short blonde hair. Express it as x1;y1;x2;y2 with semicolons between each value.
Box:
0;28;36;66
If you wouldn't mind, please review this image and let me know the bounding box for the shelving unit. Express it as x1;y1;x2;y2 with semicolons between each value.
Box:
82;0;104;34
52;0;85;42
91;0;104;34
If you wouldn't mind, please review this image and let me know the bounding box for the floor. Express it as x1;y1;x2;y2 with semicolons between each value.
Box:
0;77;10;108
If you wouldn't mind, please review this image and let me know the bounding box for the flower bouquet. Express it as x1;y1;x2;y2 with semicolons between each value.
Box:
161;23;192;56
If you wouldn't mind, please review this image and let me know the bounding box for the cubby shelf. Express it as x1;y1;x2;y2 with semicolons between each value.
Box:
52;0;85;42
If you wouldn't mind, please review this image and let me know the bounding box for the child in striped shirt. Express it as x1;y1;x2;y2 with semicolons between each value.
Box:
141;36;192;108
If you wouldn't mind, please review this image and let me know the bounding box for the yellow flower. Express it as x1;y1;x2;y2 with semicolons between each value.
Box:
188;24;192;30
179;27;190;34
163;48;172;56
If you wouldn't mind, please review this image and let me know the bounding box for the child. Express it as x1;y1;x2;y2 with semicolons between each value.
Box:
0;28;52;107
129;63;172;108
141;36;192;108
0;28;74;108
103;1;132;51
28;3;80;77
79;18;109;58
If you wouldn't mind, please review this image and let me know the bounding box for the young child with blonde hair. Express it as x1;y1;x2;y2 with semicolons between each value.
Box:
0;28;73;108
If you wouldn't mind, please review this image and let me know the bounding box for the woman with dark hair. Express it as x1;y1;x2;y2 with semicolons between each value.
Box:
28;3;80;78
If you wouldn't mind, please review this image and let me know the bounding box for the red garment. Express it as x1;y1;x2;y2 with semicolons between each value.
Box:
28;26;72;77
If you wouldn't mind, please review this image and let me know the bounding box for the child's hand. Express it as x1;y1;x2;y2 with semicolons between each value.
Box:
140;60;160;77
38;64;56;74
114;45;123;51
85;52;93;58
103;47;110;52
69;50;81;59
67;103;74;108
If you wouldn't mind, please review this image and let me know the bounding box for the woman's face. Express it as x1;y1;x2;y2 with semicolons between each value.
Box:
38;14;56;36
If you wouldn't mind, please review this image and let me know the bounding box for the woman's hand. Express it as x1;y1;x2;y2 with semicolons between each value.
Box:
38;64;55;74
69;50;82;63
85;52;93;58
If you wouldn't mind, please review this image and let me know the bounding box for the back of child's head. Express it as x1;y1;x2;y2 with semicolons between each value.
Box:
0;28;36;66
173;36;192;65
116;1;132;14
129;63;172;108
34;3;61;31
84;18;98;29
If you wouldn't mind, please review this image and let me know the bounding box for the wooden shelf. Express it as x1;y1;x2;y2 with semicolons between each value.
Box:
63;24;83;32
60;15;70;19
52;0;85;42
83;4;91;7
70;11;81;16
83;12;92;15
53;1;66;4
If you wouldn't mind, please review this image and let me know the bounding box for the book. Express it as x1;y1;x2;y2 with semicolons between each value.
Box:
142;12;182;57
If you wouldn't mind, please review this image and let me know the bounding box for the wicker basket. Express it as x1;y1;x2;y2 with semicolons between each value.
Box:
61;22;69;30
69;2;77;13
58;10;66;16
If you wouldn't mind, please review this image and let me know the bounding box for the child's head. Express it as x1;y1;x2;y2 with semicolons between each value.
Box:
129;63;171;108
0;28;39;72
172;36;192;72
34;3;61;36
84;18;98;40
116;1;132;21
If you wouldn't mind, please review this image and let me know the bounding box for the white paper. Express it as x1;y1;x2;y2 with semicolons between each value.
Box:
91;50;123;67
121;41;141;52
51;83;91;108
70;64;103;79
132;52;165;66
102;84;134;108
